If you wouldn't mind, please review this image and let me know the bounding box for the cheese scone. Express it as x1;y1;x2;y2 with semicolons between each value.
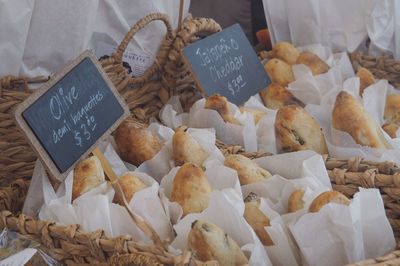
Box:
382;123;399;138
357;67;375;96
114;118;164;166
332;91;390;149
224;154;272;185
113;172;147;205
271;42;300;65
244;196;274;246
296;52;329;75
275;105;328;154
171;163;212;216
287;189;305;213
205;94;241;125
264;58;295;87
384;94;400;125
309;191;350;213
173;126;208;166
188;220;248;265
259;83;304;110
73;156;105;201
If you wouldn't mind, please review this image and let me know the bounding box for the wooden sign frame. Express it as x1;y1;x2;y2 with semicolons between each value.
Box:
14;50;130;181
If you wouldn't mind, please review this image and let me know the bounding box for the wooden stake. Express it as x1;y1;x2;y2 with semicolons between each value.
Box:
178;0;184;30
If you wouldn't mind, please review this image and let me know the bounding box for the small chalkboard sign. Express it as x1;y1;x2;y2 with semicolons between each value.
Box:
15;51;129;181
183;24;270;105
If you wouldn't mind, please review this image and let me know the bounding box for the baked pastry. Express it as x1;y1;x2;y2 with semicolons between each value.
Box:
239;107;266;123
287;189;305;213
73;156;105;201
332;91;390;149
114;118;164;166
275;105;328;154
224;154;272;185
171;163;212;216
309;191;350;212
383;123;399;138
264;58;295;87
172;126;208;166
357;67;375;95
113;172;147;205
271;42;300;65
259;83;305;110
188;220;248;265
244;196;273;246
384;94;400;125
205;94;240;125
296;52;329;75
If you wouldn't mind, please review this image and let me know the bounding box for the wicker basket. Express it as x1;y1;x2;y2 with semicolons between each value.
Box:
1;13;400;265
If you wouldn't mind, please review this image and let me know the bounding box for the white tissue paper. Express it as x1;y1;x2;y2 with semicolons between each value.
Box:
171;190;273;265
159;96;189;129
188;98;258;152
289;188;395;266
137;123;225;182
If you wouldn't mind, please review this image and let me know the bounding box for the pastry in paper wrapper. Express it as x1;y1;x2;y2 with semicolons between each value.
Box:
239;106;267;124
264;58;295;86
271;42;300;65
308;191;350;212
244;197;274;246
296;51;329;75
384;94;400;125
259;83;304;109
188;220;249;265
205;94;241;125
357;67;375;95
275;105;328;154
113;171;147;205
287;189;305;213
173;126;208;166
382;123;399;138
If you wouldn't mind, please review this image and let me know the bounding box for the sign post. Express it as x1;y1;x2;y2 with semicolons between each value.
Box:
183;24;271;105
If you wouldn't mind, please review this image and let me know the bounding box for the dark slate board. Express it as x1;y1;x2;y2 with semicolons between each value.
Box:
22;57;125;173
183;23;270;105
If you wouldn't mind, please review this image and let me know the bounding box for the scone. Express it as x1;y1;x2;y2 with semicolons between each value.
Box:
264;58;295;87
275;105;328;154
287;189;305;213
271;42;300;65
73;156;105;201
113;172;147;205
244;196;274;246
384;94;400;125
188;220;248;265
114;118;164;166
173;126;208;166
239;107;266;124
383;123;399;138
259;83;305;110
296;52;329;75
357;67;375;95
309;191;350;212
332;91;390;149
224;154;272;185
170;163;212;216
205;94;240;125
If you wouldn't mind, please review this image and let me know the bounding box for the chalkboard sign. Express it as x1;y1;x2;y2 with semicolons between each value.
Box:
15;51;129;181
183;24;270;105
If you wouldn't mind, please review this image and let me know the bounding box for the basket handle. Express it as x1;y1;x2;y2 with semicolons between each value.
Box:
113;13;174;81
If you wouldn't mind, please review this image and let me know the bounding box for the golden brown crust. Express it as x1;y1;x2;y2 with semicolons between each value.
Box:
205;94;241;125
244;201;273;246
288;189;305;213
114;118;164;166
224;154;272;185
275;105;328;154
239;107;267;124
73;156;105;201
271;42;300;65
113;172;147;205
384;94;400;125
296;52;329;75
173;127;208;166
170;163;212;216
382;123;399;138
264;58;295;87
357;67;375;95
332;91;390;149
309;191;350;213
188;220;249;265
259;83;305;110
